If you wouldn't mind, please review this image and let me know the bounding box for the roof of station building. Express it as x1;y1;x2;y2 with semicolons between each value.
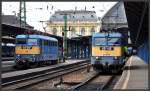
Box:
49;10;98;22
2;15;34;29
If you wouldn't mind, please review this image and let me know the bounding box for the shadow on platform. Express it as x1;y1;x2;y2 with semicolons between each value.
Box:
124;65;148;70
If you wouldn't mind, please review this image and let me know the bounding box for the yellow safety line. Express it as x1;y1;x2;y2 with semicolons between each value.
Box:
113;68;125;89
122;56;132;89
113;57;131;89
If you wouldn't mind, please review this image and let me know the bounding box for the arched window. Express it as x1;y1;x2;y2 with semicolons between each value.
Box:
71;27;76;37
81;28;85;35
91;27;95;34
52;28;57;35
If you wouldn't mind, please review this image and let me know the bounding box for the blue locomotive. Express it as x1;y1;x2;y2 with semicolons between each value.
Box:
14;35;58;68
91;32;127;73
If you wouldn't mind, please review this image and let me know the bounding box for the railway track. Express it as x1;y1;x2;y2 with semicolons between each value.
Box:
2;57;14;61
2;66;17;73
2;60;17;73
2;61;89;89
71;73;115;90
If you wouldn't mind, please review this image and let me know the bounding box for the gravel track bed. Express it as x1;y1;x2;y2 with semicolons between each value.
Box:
27;68;93;89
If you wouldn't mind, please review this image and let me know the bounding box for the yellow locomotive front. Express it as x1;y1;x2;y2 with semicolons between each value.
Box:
91;33;125;72
15;46;40;55
15;36;40;68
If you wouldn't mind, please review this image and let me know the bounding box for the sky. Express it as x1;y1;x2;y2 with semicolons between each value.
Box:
2;2;117;31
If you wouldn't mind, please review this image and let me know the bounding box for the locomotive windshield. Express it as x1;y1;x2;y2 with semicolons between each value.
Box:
16;39;26;44
16;38;37;45
108;37;121;45
94;37;121;46
28;39;37;45
94;38;107;45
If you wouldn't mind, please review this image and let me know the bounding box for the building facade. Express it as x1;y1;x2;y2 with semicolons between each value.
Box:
47;10;101;38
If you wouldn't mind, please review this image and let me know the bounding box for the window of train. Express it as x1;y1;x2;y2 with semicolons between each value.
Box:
48;41;50;46
28;39;37;45
94;38;107;46
50;41;52;46
16;39;26;44
108;38;121;46
54;42;56;46
51;41;53;46
39;39;43;45
44;40;49;46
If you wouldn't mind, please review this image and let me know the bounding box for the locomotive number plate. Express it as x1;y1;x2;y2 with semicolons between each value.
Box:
103;53;110;56
21;46;32;49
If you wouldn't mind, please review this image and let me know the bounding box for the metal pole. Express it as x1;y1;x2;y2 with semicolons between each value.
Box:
20;0;26;28
63;14;67;62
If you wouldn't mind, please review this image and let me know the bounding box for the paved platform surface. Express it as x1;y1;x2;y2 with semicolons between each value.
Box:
114;56;148;89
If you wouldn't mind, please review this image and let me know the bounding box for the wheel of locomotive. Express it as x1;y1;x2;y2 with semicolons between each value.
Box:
110;65;118;74
117;68;123;75
46;60;51;65
14;63;25;69
52;60;57;65
40;61;46;66
54;60;58;64
29;62;38;68
38;61;43;66
93;65;103;73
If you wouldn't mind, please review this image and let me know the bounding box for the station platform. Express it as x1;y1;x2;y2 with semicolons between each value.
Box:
114;56;148;89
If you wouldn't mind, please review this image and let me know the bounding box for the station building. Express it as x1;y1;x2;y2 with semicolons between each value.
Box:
47;10;101;38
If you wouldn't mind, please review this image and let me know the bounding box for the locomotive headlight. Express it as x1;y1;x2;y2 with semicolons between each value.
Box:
32;55;35;57
32;55;35;61
114;56;119;60
96;57;98;59
95;57;102;60
17;55;20;58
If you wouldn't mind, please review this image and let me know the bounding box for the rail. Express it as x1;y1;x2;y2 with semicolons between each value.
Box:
2;61;89;89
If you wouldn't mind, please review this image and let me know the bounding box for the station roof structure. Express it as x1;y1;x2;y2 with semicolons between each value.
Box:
2;15;34;30
101;1;128;30
101;1;148;48
124;1;148;47
2;15;63;43
49;10;98;22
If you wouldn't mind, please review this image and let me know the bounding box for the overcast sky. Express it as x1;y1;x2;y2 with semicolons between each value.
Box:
2;2;117;31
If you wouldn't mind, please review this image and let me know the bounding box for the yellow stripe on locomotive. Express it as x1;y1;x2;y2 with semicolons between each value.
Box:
15;46;40;54
92;46;122;56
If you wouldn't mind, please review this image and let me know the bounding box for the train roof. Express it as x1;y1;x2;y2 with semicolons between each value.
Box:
92;32;122;37
16;35;58;41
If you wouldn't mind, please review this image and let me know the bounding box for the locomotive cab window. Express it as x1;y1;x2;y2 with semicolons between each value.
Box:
50;41;52;46
108;38;121;46
51;42;53;46
39;39;43;45
43;40;49;46
28;39;37;45
94;38;107;46
16;39;26;44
